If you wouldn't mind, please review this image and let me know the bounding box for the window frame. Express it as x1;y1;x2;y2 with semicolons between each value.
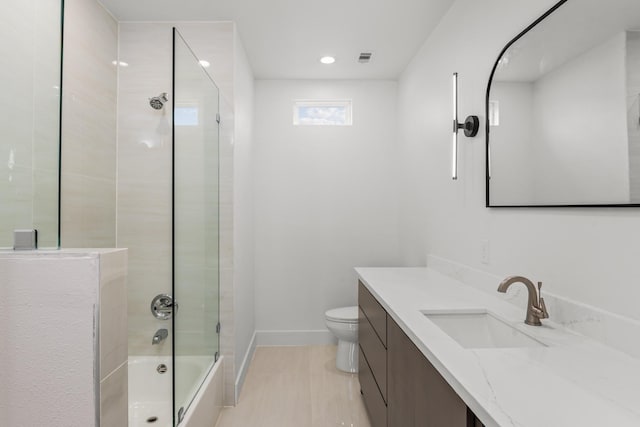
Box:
292;99;353;126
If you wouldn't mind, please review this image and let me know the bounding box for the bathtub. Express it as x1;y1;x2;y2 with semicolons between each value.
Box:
128;356;223;427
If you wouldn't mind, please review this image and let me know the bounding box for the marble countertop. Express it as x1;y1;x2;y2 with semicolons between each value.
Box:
356;267;640;427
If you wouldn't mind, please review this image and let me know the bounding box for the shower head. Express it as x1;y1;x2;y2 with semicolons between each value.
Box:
149;93;169;110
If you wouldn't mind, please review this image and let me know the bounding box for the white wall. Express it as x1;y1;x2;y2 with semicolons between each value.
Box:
253;80;400;339
398;0;640;323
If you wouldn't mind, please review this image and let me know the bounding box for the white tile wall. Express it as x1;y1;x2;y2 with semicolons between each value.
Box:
0;249;128;426
100;249;129;379
100;362;129;427
117;23;174;357
0;0;61;248
117;26;237;406
61;0;118;248
99;249;129;426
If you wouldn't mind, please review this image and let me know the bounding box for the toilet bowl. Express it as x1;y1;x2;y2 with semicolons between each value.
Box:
325;306;359;373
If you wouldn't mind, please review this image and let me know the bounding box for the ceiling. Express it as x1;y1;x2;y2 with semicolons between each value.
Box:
98;0;455;79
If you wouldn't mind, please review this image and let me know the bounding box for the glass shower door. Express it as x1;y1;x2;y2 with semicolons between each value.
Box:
0;0;63;248
172;28;220;425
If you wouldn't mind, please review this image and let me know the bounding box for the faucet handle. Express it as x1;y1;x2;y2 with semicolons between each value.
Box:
151;294;176;320
537;297;549;319
535;282;549;319
536;281;544;302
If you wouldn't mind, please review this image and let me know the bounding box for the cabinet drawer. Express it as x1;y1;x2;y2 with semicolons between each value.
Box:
359;307;387;402
359;347;387;427
359;281;387;347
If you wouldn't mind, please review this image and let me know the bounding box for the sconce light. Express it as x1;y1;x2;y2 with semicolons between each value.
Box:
452;72;480;180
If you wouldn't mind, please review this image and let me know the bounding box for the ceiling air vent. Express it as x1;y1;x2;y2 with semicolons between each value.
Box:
358;52;372;63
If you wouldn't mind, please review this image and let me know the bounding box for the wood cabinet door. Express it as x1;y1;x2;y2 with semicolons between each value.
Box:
359;348;388;427
359;281;387;346
387;317;467;427
358;307;387;402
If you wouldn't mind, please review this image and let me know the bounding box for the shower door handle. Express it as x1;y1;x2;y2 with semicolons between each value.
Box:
151;294;177;320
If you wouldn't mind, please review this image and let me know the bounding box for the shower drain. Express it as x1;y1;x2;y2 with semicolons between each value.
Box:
146;416;158;423
157;364;168;374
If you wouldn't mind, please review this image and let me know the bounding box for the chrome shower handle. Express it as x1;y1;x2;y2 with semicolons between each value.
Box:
151;294;177;320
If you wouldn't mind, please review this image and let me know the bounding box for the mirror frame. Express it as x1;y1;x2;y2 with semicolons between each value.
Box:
485;0;640;208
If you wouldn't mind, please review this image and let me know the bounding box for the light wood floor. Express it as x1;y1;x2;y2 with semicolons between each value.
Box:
216;345;372;427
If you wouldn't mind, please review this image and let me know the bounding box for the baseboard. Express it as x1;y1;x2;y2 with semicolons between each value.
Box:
255;329;336;346
234;331;257;404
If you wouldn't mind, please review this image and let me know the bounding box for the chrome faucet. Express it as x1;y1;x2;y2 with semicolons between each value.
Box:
152;328;169;345
497;276;549;326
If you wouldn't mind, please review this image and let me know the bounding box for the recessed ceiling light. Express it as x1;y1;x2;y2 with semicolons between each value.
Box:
320;56;336;64
199;60;210;68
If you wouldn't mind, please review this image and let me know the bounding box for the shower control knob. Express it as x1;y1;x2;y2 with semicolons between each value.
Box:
151;294;177;320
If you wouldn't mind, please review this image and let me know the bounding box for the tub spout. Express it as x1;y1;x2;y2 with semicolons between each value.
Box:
152;328;168;345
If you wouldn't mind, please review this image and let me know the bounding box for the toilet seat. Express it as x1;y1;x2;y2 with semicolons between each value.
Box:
325;306;358;323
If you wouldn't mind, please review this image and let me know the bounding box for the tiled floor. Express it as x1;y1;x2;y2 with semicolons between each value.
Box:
216;345;372;427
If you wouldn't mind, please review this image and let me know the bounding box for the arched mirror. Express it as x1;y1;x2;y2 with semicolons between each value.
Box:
487;0;640;207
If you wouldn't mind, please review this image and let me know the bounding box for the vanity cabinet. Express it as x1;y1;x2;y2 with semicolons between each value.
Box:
387;315;467;426
358;281;484;427
358;281;388;427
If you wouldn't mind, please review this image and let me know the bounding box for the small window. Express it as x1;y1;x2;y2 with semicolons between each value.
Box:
175;104;199;126
488;100;500;127
293;100;352;126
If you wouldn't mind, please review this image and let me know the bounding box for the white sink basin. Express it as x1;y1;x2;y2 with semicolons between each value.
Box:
422;309;546;349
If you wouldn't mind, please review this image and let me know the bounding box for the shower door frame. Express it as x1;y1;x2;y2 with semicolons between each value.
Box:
171;27;221;426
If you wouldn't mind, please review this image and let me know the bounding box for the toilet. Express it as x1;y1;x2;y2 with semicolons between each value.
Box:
325;306;359;373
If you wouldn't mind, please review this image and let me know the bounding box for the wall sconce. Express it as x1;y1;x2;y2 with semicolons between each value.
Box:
452;72;479;180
